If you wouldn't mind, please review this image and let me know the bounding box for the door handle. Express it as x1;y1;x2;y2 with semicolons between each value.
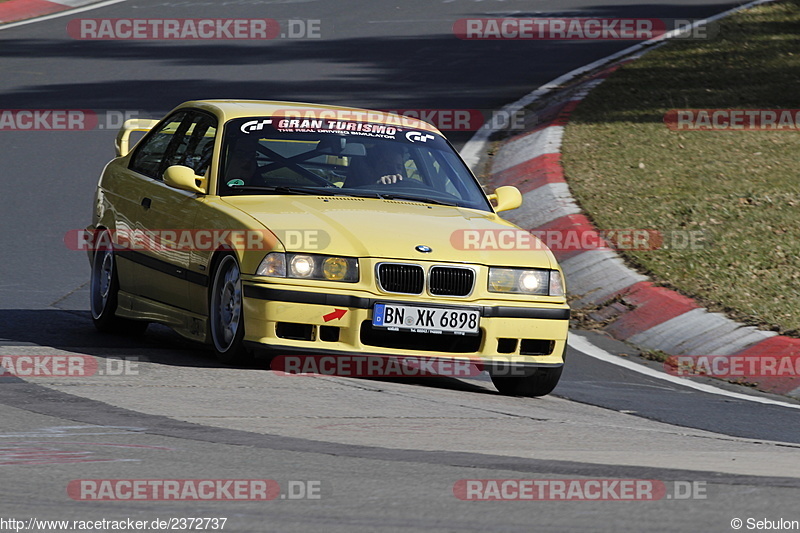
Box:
141;197;152;209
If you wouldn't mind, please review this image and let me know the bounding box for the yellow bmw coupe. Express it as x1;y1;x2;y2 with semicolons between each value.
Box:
87;100;569;396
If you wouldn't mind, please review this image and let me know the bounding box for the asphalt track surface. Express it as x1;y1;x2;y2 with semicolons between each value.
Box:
1;1;799;532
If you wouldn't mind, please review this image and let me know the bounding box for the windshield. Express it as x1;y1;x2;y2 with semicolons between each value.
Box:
218;116;492;211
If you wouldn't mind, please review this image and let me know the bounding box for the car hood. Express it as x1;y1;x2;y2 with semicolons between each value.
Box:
221;195;554;268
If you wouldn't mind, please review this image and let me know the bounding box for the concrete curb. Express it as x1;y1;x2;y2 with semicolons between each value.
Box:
0;0;104;25
486;48;800;400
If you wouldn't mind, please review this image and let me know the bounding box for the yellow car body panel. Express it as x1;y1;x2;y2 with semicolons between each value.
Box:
88;99;569;375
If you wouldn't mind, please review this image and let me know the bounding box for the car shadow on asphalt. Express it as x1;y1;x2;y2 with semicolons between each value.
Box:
0;308;239;369
0;309;498;395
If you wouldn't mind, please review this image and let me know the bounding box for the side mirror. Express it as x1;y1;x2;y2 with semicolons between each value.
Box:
163;165;206;194
488;186;522;213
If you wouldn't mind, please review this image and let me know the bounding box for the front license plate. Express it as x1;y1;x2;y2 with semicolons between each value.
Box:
372;303;480;336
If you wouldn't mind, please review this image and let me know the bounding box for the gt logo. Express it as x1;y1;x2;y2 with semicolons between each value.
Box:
405;131;435;143
240;119;272;134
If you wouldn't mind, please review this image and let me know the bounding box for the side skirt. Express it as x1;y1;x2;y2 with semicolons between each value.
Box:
117;291;209;343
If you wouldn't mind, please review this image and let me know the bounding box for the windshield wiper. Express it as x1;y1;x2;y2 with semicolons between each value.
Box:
229;185;337;196
229;186;460;206
378;193;461;207
334;191;385;200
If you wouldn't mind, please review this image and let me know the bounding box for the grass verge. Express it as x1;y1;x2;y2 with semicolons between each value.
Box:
561;0;800;335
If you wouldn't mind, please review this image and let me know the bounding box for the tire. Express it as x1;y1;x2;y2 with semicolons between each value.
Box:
90;231;148;335
491;365;563;397
209;254;251;364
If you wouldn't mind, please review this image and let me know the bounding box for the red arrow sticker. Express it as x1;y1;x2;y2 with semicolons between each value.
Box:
323;309;347;322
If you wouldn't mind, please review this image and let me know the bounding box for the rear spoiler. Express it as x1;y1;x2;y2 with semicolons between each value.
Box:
115;118;160;157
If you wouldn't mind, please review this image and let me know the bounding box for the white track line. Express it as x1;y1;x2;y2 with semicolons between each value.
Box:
569;334;800;410
0;0;127;31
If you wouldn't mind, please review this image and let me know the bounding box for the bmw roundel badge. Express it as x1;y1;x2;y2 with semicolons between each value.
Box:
415;245;432;253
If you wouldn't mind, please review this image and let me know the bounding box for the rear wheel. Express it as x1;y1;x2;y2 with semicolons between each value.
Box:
491;366;563;397
209;254;251;364
90;232;147;335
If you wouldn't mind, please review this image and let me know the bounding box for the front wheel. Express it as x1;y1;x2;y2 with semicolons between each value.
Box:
90;232;147;335
209;254;251;364
491;366;563;397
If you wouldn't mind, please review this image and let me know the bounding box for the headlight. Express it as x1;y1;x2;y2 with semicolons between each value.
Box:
488;268;518;293
519;271;543;292
488;268;563;296
290;255;315;278
257;252;358;282
322;256;349;281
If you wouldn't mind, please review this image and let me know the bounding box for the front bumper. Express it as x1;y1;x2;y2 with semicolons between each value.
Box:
241;281;569;368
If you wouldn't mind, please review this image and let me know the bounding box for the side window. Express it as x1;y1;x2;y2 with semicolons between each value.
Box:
174;114;217;177
129;111;187;179
130;111;217;179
